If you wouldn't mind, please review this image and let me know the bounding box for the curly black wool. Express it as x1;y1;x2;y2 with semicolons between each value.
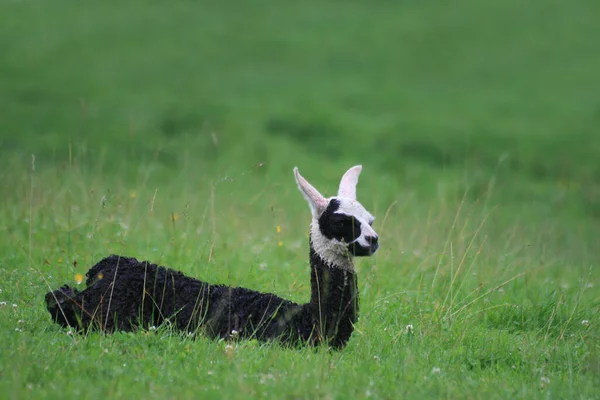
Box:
45;248;358;349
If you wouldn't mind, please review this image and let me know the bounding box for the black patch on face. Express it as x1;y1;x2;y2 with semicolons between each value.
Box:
319;199;362;244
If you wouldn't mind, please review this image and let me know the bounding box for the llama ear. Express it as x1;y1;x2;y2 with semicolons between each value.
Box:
338;165;362;199
294;167;328;217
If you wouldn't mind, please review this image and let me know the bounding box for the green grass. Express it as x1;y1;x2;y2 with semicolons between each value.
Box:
1;0;600;398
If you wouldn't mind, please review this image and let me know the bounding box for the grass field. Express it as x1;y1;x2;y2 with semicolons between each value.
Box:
1;0;599;398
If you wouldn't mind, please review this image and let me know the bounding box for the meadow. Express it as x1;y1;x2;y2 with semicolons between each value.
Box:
1;0;599;398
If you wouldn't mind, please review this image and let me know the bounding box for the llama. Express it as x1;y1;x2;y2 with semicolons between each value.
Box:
45;165;379;349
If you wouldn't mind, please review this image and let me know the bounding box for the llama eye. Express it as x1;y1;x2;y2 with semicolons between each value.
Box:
333;219;349;230
331;215;349;225
330;215;354;232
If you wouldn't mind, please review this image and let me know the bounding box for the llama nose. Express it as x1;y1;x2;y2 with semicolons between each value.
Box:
367;236;379;252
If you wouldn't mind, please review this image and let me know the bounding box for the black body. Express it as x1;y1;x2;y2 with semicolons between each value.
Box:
45;246;358;349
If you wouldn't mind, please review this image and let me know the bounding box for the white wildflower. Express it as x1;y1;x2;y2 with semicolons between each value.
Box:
12;303;17;308
0;302;6;306
541;376;550;387
259;373;275;385
405;324;414;334
149;326;157;331
581;320;590;327
431;367;441;374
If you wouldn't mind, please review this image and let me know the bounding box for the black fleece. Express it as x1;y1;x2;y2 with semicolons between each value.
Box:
46;246;358;349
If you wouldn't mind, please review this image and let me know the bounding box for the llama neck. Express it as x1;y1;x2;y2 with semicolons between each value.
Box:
308;242;359;349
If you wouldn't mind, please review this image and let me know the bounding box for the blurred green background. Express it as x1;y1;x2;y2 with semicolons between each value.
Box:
1;1;600;398
3;0;600;260
3;0;599;191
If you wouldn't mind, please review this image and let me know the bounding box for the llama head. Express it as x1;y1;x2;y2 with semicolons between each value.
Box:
294;165;379;268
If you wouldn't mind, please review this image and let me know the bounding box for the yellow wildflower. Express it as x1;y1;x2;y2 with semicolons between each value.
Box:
74;274;84;285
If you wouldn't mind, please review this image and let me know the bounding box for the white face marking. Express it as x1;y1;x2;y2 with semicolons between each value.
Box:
294;165;378;271
334;197;378;248
309;196;378;271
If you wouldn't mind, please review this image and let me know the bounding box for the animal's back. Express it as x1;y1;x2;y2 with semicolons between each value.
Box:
45;255;311;343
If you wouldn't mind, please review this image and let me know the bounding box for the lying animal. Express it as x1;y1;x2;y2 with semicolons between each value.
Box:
46;165;379;349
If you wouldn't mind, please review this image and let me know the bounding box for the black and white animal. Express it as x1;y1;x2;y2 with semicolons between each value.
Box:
45;165;379;349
